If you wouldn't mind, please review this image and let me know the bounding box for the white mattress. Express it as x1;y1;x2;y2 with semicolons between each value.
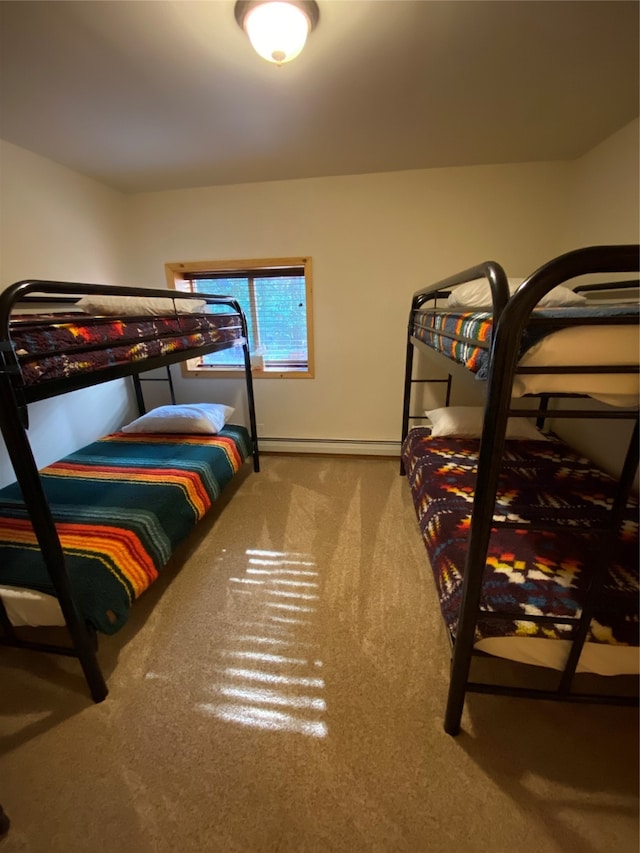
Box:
512;324;640;405
476;636;639;677
1;586;66;628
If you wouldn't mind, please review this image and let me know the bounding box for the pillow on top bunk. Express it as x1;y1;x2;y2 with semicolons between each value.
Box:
425;406;547;440
445;278;587;310
76;294;207;316
121;403;235;435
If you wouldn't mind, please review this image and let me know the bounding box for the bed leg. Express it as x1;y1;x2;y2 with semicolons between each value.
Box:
241;341;260;473
400;333;415;474
0;595;18;641
66;620;108;702
77;646;108;703
0;804;10;839
444;671;465;736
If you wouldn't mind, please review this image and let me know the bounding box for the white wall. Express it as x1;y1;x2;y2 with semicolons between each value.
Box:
0;141;135;487
548;118;640;479
126;161;571;450
563;118;639;249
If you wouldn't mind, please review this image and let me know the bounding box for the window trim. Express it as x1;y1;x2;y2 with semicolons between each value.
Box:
165;257;315;379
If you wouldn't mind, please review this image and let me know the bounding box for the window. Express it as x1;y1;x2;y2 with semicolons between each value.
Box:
165;257;314;379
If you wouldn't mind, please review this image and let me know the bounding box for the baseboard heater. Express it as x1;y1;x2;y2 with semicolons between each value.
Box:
258;437;401;456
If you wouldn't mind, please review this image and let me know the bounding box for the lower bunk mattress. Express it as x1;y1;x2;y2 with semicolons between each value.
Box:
0;425;252;634
401;428;639;676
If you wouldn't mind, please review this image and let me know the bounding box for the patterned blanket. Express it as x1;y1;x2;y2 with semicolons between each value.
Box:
401;428;639;648
0;425;251;633
9;312;244;386
412;304;639;380
412;309;492;376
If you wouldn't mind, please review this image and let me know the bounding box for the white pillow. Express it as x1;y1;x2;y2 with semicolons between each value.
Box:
425;406;547;440
121;403;235;434
76;294;206;316
445;278;586;310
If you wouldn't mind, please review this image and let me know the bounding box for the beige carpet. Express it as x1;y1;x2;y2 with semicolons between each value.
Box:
0;455;638;853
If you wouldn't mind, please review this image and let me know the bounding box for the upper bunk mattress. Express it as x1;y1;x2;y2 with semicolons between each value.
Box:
8;310;244;386
0;425;252;634
412;305;640;405
401;428;639;675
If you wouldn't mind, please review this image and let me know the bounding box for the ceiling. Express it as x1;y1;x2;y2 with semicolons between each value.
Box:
0;1;638;194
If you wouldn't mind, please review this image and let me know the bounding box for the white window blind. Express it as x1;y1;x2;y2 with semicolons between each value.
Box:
187;265;309;371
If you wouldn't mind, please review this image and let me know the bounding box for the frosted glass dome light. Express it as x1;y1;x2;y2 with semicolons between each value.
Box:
235;1;319;65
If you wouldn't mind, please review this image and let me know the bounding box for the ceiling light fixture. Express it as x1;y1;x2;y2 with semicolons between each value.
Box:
234;1;319;66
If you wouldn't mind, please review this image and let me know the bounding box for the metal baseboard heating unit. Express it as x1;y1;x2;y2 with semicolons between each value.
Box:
258;437;400;456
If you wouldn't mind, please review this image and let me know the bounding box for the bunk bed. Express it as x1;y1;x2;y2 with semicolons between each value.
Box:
0;279;260;702
400;245;639;735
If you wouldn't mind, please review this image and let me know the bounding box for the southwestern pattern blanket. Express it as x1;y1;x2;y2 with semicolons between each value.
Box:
0;426;251;633
411;304;640;380
9;311;244;386
401;428;639;649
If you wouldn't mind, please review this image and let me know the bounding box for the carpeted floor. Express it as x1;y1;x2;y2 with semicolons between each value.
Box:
0;455;638;853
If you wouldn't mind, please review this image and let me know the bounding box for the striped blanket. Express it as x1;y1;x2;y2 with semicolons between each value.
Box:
411;305;640;381
0;425;251;633
411;309;492;374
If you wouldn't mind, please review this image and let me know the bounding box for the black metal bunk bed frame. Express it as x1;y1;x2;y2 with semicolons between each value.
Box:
0;279;260;703
401;245;640;735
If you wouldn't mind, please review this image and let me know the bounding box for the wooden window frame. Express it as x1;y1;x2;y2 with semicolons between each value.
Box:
165;257;315;380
